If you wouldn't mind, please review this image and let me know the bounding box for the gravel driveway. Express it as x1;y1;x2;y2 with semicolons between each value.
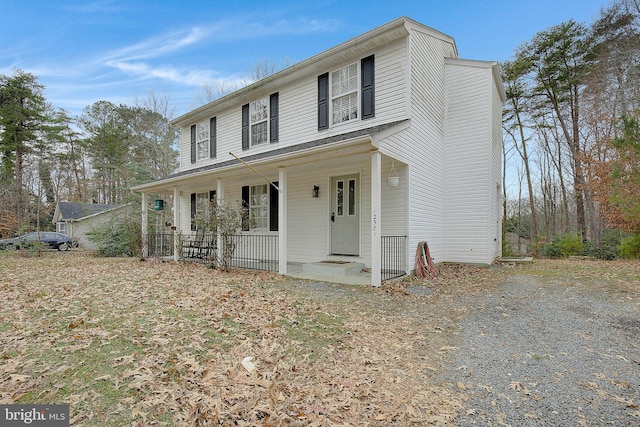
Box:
440;271;640;426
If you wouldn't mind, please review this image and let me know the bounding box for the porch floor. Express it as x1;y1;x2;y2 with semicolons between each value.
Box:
287;262;372;286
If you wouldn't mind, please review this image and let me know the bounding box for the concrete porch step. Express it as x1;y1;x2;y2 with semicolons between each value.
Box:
302;260;366;276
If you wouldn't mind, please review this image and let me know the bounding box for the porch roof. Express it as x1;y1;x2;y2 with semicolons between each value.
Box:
132;119;408;193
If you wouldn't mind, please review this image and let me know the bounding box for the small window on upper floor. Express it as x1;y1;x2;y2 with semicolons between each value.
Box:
242;93;279;151
196;121;209;160
190;117;217;164
250;97;268;146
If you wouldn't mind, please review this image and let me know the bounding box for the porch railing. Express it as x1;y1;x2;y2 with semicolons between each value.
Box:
146;233;278;272
146;233;175;258
382;235;407;281
147;233;402;280
228;234;278;271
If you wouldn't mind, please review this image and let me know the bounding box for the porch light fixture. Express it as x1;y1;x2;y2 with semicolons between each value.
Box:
388;161;399;187
312;185;320;198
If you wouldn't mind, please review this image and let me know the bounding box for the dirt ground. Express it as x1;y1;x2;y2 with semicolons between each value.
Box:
0;252;638;426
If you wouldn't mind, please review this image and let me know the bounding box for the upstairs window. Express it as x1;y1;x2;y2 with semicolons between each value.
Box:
196;121;209;160
318;55;374;130
332;63;358;124
242;93;279;150
250;98;268;146
190;117;216;163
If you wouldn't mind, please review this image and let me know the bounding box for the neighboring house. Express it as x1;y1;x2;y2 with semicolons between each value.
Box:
132;16;506;286
52;202;127;249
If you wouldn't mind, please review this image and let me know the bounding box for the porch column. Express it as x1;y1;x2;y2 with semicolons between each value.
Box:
371;151;382;287
216;178;225;265
173;187;180;261
141;192;148;258
278;167;287;275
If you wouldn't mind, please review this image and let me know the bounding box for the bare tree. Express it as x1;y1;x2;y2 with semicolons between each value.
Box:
502;60;539;239
194;58;294;107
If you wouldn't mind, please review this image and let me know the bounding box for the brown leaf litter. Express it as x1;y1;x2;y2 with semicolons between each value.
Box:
5;254;634;425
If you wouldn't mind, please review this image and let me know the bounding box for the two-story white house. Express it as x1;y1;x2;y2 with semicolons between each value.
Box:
132;16;506;286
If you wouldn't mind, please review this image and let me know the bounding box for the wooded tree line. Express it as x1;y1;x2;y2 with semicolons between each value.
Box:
502;0;640;254
1;1;639;257
0;57;286;239
0;71;178;237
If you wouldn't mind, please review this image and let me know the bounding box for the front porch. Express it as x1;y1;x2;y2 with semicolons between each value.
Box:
145;233;407;285
134;132;412;287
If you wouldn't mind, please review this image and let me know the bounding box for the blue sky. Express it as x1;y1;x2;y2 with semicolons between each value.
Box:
1;0;610;118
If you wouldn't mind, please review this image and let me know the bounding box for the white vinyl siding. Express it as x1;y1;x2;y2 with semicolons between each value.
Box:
374;42;408;123
287;161;368;263
491;73;505;259
165;18;505;273
178;39;408;173
392;28;455;267
380;157;407;237
444;59;496;264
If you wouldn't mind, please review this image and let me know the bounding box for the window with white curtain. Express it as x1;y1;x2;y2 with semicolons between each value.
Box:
250;97;268;146
331;63;358;124
195;121;209;160
250;184;269;229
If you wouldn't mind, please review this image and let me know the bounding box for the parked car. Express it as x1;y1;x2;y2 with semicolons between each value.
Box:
0;232;73;251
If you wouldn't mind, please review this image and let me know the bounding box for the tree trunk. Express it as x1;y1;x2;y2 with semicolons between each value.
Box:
512;113;539;239
14;128;24;229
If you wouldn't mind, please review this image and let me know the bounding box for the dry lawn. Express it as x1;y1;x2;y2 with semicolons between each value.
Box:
0;252;637;426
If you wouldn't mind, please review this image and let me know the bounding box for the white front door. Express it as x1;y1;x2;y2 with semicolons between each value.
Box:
331;174;359;255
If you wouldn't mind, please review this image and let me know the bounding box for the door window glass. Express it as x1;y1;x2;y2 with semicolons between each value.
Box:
348;179;356;215
336;180;344;216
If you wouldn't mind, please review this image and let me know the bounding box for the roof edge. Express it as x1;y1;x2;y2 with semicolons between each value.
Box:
171;17;413;126
133;119;409;192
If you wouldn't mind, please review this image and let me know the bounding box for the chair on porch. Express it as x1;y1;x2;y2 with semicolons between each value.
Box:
186;228;214;259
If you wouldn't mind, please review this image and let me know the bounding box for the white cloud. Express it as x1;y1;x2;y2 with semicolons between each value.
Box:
98;16;340;85
5;13;342;117
101;26;212;63
105;60;225;87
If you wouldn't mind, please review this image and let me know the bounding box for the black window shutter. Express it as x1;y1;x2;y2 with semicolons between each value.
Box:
209;190;216;204
190;193;197;231
241;104;250;150
190;125;196;163
269;181;279;231
318;73;329;130
269;92;279;143
361;55;375;119
209;117;217;158
241;185;250;231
